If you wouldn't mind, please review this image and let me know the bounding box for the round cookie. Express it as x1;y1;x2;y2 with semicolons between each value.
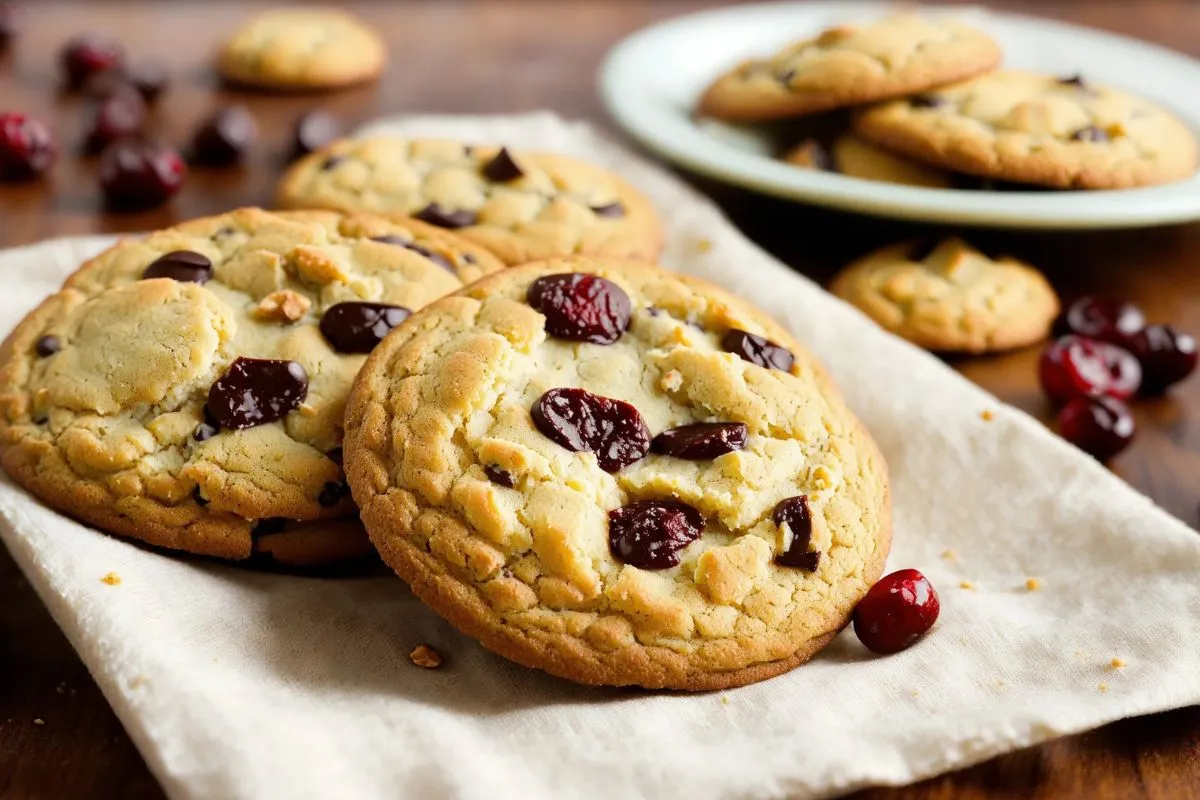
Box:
852;71;1199;189
784;132;954;187
344;259;891;689
0;208;503;567
218;7;386;91
697;15;1001;121
831;237;1059;353
275;137;664;266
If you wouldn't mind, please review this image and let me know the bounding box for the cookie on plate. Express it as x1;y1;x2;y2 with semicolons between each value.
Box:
218;7;386;91
697;16;1001;122
276;137;664;266
0;208;503;567
344;259;891;689
784;132;954;187
853;71;1199;189
831;237;1059;353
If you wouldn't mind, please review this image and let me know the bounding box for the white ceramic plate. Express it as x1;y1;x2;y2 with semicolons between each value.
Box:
598;1;1200;229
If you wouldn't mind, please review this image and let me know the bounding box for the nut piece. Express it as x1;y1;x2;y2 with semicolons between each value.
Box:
256;290;311;323
409;644;442;669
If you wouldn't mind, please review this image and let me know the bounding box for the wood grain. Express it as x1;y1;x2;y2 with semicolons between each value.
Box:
1;1;1199;798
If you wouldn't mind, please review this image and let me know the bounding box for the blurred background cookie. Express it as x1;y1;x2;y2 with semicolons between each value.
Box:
783;132;954;188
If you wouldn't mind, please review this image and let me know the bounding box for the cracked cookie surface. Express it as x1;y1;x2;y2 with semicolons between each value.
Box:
0;208;503;566
831;237;1059;353
697;15;1000;121
275;137;664;266
853;70;1199;188
343;258;891;689
218;7;386;91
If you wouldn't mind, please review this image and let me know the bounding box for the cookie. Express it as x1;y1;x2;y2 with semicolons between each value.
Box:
853;71;1199;189
275;137;664;266
343;259;891;689
697;16;1001;121
831;237;1059;353
784;133;954;187
0;208;503;567
217;8;386;91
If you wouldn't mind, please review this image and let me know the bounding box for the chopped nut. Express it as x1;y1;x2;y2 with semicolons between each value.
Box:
1110;658;1126;670
959;580;976;590
409;644;442;669
100;572;121;586
980;409;995;422
255;290;311;323
660;369;684;392
1026;578;1041;591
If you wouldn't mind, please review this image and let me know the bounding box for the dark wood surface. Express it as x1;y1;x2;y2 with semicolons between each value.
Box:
2;1;1200;798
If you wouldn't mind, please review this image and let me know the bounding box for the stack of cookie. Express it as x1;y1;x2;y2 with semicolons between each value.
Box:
0;140;894;690
698;15;1198;190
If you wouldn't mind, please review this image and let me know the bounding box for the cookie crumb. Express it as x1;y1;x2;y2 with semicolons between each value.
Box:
1026;578;1041;591
959;580;976;590
941;549;957;561
33;718;44;726
910;689;920;697
720;696;731;706
409;644;442;669
1098;682;1110;693
100;572;121;586
1110;658;1126;670
980;409;994;422
696;238;712;253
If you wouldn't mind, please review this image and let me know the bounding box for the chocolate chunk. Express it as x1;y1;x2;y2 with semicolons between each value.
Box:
590;202;625;218
370;235;454;272
532;387;650;473
35;335;61;357
291;110;340;159
484;465;515;487
319;301;411;354
414;203;477;229
527;273;631;345
207;357;308;430
1071;126;1108;143
608;500;704;570
721;329;795;372
651;422;748;460
190;106;256;166
1058;74;1088;89
481;147;523;182
142;250;213;283
318;481;349;507
773;495;820;570
321;154;346;171
910;94;947;109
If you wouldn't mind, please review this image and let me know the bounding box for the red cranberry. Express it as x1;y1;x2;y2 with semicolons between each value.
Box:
531;387;650;473
98;139;185;209
608;500;703;569
651;422;748;460
853;569;940;655
527;273;632;345
1128;324;1197;395
82;86;146;153
1058;395;1134;461
1056;296;1145;349
0;112;55;181
190;106;257;166
61;33;124;89
1038;335;1141;404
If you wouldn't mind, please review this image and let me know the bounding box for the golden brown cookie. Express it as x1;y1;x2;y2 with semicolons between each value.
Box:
698;16;1001;121
344;258;891;689
275;137;664;266
831;237;1060;353
784;132;954;187
0;208;503;567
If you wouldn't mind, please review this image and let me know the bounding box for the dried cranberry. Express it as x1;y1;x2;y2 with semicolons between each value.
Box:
35;335;61;357
527;273;631;345
1055;296;1145;349
207;357;308;430
82;86;146;154
319;302;411;354
0;112;56;181
651;422;747;460
291;110;340;159
531;387;650;473
414;203;477;229
1058;395;1134;461
481;147;523;182
1128;324;1197;395
1038;335;1141;404
484;465;514;488
722;329;795;372
98;139;185;209
142;250;212;283
773;495;820;571
190;106;257;166
608;500;703;569
853;569;940;654
61;33;124;89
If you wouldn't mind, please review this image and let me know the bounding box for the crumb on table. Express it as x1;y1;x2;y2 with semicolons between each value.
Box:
100;572;121;586
721;696;731;706
1110;658;1126;670
1098;682;1110;693
695;238;712;253
1026;578;1041;591
980;409;995;422
941;549;957;561
409;644;443;669
959;580;976;590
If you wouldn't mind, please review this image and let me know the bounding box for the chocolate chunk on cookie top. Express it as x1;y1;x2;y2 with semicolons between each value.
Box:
698;15;1001;121
0;208;503;566
852;70;1199;189
343;258;891;689
275;137;663;265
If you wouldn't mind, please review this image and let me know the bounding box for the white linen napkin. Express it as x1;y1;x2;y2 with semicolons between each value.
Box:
4;113;1200;800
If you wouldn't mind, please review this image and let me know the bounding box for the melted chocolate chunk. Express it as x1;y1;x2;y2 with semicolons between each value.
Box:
531;387;650;473
370;235;454;272
481;147;523;182
142;249;212;283
608;500;704;570
527;273;631;345
773;495;820;571
484;465;515;487
414;203;477;229
35;335;61;357
590;201;625;218
651;422;748;460
721;329;795;372
318;481;349;507
207;357;308;430
319;301;411;354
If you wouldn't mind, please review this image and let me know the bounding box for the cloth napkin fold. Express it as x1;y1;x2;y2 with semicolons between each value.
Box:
4;113;1200;800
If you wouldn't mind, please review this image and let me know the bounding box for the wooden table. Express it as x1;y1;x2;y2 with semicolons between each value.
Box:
2;1;1199;797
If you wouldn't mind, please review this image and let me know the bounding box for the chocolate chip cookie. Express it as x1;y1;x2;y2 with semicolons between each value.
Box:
831;237;1059;353
784;132;954;187
218;7;386;91
0;208;503;566
343;259;891;689
853;71;1199;189
275;137;664;266
698;15;1001;121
